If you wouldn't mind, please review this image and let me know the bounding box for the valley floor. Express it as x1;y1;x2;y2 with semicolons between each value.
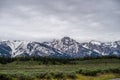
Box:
0;58;120;80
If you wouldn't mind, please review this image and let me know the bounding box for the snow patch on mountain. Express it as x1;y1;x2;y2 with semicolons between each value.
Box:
90;40;102;45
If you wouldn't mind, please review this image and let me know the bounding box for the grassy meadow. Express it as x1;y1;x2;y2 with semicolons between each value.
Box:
0;57;120;80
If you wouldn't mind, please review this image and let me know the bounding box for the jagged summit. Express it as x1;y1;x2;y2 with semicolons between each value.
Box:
61;36;72;41
0;37;120;58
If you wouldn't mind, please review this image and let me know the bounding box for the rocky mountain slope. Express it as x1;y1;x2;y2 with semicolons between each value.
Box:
0;37;120;58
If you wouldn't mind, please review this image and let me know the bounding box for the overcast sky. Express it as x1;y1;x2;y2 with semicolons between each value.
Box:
0;0;120;42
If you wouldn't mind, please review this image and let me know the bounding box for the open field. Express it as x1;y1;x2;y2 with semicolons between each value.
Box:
0;58;120;80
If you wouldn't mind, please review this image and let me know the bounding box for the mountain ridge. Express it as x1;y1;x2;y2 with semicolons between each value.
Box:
0;37;120;58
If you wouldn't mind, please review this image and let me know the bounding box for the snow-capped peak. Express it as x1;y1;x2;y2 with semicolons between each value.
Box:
90;40;102;45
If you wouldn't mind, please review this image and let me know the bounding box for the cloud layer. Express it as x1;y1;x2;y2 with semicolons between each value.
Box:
0;0;120;42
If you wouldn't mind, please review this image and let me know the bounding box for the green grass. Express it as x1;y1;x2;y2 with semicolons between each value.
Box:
0;58;120;80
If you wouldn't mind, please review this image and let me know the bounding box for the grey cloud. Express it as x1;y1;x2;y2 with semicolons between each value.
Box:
0;0;120;42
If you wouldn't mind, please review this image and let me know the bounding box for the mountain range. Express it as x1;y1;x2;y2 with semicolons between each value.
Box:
0;37;120;58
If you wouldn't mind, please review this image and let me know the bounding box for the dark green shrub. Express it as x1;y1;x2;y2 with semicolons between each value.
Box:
0;74;12;80
36;73;48;79
77;69;102;76
106;68;120;73
67;73;77;79
45;73;53;79
54;72;65;79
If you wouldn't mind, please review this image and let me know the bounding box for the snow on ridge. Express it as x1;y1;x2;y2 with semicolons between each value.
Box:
90;40;102;45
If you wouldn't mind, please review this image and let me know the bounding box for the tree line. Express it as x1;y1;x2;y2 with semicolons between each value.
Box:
0;56;119;64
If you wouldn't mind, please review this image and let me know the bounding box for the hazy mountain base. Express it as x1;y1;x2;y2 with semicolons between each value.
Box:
0;58;120;80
